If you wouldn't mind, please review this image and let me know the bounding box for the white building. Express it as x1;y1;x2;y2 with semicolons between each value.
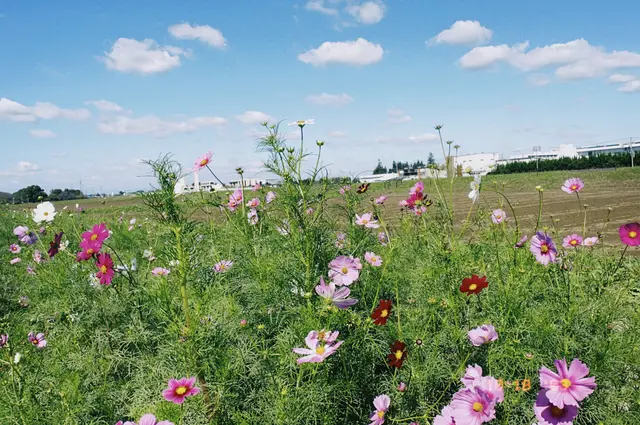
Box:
497;140;638;166
577;140;640;157
454;153;503;175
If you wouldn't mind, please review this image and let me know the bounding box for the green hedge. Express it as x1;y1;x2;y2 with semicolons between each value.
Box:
490;152;635;174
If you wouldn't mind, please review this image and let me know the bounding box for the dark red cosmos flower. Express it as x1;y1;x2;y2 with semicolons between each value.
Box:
371;300;392;325
387;340;407;368
460;274;488;296
48;232;64;258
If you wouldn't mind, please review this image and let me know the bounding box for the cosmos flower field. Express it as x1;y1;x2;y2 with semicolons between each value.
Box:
1;127;640;425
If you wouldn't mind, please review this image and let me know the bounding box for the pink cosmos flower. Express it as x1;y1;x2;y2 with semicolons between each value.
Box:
335;233;347;249
461;364;504;404
266;191;276;204
315;276;358;309
374;195;388;205
468;324;498;346
14;226;38;245
355;213;380;228
364;251;383;267
214;260;233;273
77;239;101;262
562;234;583;248
461;364;484;388
10;258;21;265
514;234;528;248
33;250;43;264
539;358;596;409
561;178;584;194
582;236;598;247
151;267;170;276
28;331;47;349
246;198;260;208
82;223;109;247
96;253;115;286
619;222;640;246
228;188;244;211
409;181;424;195
252;183;262;191
530;232;558;266
433;405;456;425
328;255;363;286
194;151;213;171
116;414;174;425
306;207;314;215
247;209;258;225
533;390;579;425
0;334;7;348
398;382;407;392
368;394;390;425
339;185;351;195
378;232;388;246
399;199;409;208
9;244;21;254
292;330;343;364
26;266;36;275
491;209;506;224
451;387;496;425
162;377;201;404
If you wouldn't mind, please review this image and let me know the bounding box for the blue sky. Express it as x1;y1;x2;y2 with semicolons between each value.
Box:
1;0;639;193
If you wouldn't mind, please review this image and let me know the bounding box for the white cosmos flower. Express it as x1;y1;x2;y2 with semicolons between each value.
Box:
468;174;482;203
32;202;57;223
14;352;21;364
288;119;315;127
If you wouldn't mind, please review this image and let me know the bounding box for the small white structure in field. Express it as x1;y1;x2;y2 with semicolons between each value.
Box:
454;153;502;175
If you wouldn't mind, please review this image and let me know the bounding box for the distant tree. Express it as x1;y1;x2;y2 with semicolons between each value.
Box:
12;185;47;203
373;160;387;175
427;152;435;165
49;188;85;201
0;191;12;204
490;152;633;175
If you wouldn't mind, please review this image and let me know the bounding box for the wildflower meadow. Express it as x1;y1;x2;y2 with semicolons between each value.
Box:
1;124;640;425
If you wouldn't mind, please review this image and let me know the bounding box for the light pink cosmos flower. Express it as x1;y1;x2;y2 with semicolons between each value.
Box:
583;236;598;247
539;358;596;409
339;185;351;195
33;250;43;264
378;232;388;246
433;405;456;425
491;209;506;224
247;209;258;225
561;178;584;194
228;189;244;211
530;232;558;265
328;255;362;286
461;364;484;388
364;252;383;267
10;258;21;265
214;260;233;273
315;276;358;309
266;191;276;204
399;199;409;208
461;364;504;404
306;207;314;215
369;394;391;425
374;195;387;205
116;413;174;425
151;267;170;276
9;244;21;254
193;151;213;171
292;330;343;364
409;181;424;195
246;198;260;208
252;183;262;191
28;332;47;349
468;324;498;346
162;377;201;404
451;387;496;425
562;234;583;248
355;213;380;228
26;266;35;275
335;233;347;249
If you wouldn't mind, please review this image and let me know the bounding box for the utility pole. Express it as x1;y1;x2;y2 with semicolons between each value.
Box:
630;137;635;168
533;146;542;174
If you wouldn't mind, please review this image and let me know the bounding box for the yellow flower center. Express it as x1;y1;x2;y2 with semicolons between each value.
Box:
362;219;368;224
316;345;326;355
560;378;572;389
200;159;208;166
571;185;577;190
472;402;483;412
44;212;49;216
32;339;39;345
381;309;388;318
469;284;477;291
219;264;225;270
175;386;187;395
100;265;107;274
377;411;385;418
372;257;378;263
550;406;565;417
87;249;95;255
91;234;98;241
495;215;501;219
629;231;638;238
541;245;549;253
570;239;577;245
297;120;305;126
395;350;403;360
341;267;348;274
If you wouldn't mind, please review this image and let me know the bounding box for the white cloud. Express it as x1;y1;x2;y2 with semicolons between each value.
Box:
431;20;493;45
298;38;384;66
305;92;354;106
18;162;40;172
618;80;640;93
387;108;411;123
101;38;186;74
305;0;339;15
29;129;57;138
608;73;636;83
527;74;551;86
0;98;90;122
85;100;124;112
0;162;41;177
235;110;272;124
98;114;226;137
408;133;439;142
346;1;386;25
328;130;348;138
168;23;227;48
607;73;640;92
459;38;640;81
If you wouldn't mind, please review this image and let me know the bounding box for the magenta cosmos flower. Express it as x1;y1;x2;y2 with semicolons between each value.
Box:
368;394;390;425
96;253;115;286
163;377;201;404
151;267;170;276
315;276;358;309
116;413;174;425
328;255;362;286
82;223;109;247
292;330;343;364
530;232;558;265
214;260;233;273
364;251;383;267
9;244;21;254
28;332;47;348
561;178;584;194
451;387;496;425
355;213;380;228
374;195;388;205
539;358;596;409
582;236;598;247
433;405;456;425
491;209;506;224
468;324;498;346
619;222;640;246
193;151;213;171
562;234;583;249
77;239;101;261
534;390;579;425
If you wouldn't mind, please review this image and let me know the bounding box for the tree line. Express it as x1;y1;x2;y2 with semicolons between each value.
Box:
373;153;436;175
490;152;635;174
1;185;86;204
